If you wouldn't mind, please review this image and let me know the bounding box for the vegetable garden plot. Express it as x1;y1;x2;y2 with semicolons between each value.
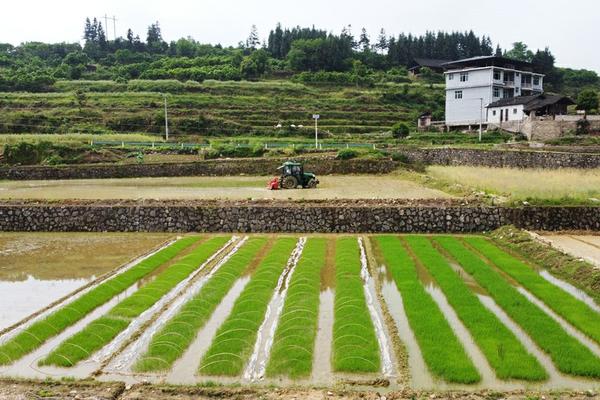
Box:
266;238;326;378
332;238;381;374
405;236;546;381
39;236;231;367
375;236;480;384
198;237;298;376
437;237;600;378
0;236;200;366
467;237;600;345
134;237;269;372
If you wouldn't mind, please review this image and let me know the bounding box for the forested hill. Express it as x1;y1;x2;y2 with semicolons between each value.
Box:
0;19;598;96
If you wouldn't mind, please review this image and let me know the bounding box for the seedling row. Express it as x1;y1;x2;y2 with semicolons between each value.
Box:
0;234;598;389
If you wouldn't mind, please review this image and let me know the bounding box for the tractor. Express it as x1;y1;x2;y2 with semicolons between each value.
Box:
268;161;319;190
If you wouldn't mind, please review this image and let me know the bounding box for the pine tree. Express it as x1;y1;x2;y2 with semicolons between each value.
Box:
358;28;370;52
375;28;388;54
246;25;260;50
126;29;134;44
97;22;107;47
84;18;93;41
495;45;503;57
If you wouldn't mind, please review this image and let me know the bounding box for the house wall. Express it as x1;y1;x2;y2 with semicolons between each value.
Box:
487;105;525;124
445;68;493;125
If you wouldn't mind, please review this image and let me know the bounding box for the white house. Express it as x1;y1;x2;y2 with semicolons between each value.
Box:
487;94;574;124
444;56;544;126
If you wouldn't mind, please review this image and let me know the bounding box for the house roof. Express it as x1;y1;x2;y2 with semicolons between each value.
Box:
443;56;536;72
410;58;450;70
487;94;575;111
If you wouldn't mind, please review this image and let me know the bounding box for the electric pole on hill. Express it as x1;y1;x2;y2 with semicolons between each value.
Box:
312;114;320;149
103;14;118;40
163;94;169;141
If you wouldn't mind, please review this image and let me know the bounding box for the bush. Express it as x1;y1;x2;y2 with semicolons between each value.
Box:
390;152;409;163
126;79;184;93
336;148;359;160
576;119;591;135
391;122;410;138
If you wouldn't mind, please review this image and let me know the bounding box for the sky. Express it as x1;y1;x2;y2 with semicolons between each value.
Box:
1;0;598;72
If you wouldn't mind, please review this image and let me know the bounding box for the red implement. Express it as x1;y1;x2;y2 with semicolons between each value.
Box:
268;177;280;190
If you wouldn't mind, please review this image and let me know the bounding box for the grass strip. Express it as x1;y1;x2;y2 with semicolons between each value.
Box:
198;237;297;376
407;236;546;381
0;236;200;366
437;236;600;378
466;236;600;345
266;238;326;378
39;236;230;367
134;237;269;372
332;237;381;373
375;236;480;383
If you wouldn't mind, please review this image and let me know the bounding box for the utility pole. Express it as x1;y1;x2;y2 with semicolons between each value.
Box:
103;14;117;40
479;98;483;142
164;94;169;141
312;114;320;149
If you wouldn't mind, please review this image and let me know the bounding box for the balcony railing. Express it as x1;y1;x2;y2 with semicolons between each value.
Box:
521;82;533;89
503;80;515;86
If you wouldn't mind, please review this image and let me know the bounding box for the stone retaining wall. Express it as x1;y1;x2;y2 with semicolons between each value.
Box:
1;203;597;233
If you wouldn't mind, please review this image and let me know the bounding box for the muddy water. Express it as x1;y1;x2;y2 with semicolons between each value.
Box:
517;287;600;358
244;238;306;381
539;270;600;313
0;233;171;331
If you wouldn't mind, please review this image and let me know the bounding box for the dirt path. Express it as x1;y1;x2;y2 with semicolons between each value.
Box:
540;234;600;268
0;175;451;201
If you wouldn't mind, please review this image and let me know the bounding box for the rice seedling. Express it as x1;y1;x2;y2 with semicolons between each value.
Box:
0;236;200;366
407;236;546;381
375;236;480;384
198;237;298;376
332;237;381;374
134;237;269;372
39;236;230;367
266;238;326;378
437;237;600;378
466;237;600;345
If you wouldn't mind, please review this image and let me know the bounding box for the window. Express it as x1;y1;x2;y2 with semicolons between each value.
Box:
493;87;500;97
454;90;463;99
515;87;520;94
533;76;540;85
460;72;469;82
513;108;518;114
448;73;454;80
492;110;497;116
493;70;501;80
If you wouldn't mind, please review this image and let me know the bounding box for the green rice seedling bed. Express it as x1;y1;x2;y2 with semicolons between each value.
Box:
266;238;326;378
375;236;480;384
332;238;381;374
198;237;298;376
406;236;546;381
39;236;230;367
467;237;600;345
437;237;600;378
0;236;200;366
134;237;269;372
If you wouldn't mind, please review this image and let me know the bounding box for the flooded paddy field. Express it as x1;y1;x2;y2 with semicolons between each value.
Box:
0;233;598;393
0;175;451;201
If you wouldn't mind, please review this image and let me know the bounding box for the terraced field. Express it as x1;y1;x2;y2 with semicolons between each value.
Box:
0;233;599;391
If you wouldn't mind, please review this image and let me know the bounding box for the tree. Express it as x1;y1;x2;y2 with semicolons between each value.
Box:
126;29;134;45
358;28;370;52
175;37;196;57
577;89;599;112
375;29;388;54
494;45;502;57
391;122;410;138
246;25;260;50
240;49;269;78
504;42;533;62
147;21;166;53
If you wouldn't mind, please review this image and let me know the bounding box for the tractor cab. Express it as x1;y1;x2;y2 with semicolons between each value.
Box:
269;161;319;190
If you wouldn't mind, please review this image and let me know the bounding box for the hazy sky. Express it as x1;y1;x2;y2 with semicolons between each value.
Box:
1;0;598;72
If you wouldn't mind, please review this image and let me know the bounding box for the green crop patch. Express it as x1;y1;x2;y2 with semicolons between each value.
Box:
267;238;326;378
438;237;600;378
408;236;546;381
376;236;480;383
467;237;600;345
199;237;298;376
0;236;200;366
134;237;269;372
332;237;381;374
39;236;231;367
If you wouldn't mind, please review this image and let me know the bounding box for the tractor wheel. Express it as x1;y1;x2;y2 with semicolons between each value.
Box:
281;176;298;189
306;179;317;189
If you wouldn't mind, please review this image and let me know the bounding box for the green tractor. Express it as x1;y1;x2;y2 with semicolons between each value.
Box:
268;161;319;190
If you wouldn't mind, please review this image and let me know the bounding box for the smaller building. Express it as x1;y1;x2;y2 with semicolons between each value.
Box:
417;112;433;131
487;94;574;124
409;58;450;75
